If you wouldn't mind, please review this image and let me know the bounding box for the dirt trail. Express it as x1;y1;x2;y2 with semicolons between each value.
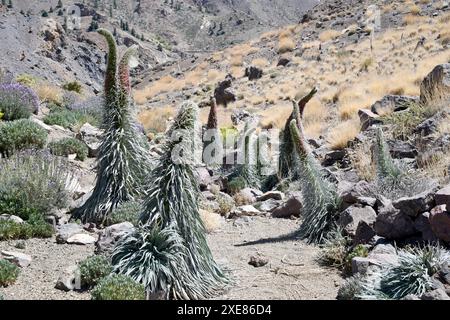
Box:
0;216;342;300
210;216;343;300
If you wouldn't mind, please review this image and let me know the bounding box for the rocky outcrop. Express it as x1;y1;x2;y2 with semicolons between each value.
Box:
420;63;450;103
370;95;418;115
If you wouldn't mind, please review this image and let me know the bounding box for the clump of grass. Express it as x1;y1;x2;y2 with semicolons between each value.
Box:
0;212;53;241
43;109;101;130
0;259;20;287
62;81;82;94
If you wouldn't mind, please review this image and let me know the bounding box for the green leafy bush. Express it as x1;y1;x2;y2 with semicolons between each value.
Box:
0;213;54;241
91;274;145;300
108;201;141;226
227;176;246;195
49;138;88;161
62;81;82;94
0;119;47;157
79;255;113;288
0;151;72;219
43;109;100;129
0;259;20;287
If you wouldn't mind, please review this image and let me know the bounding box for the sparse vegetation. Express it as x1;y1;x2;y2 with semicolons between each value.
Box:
91;274;145;300
0;259;20;287
0;83;39;120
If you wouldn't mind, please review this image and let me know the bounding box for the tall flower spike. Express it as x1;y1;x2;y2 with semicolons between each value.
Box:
207;97;218;130
118;45;138;96
71;30;152;225
97;29;117;103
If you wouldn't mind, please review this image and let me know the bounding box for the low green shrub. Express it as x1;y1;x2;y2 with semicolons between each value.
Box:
49;138;88;161
0;119;47;157
79;255;113;288
0;213;54;241
43;109;101;130
91;274;146;300
0;259;20;287
344;244;369;274
108;201;142;226
0;83;40;121
62;81;82;94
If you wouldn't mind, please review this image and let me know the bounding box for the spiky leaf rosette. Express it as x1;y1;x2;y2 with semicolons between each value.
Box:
290;119;340;244
358;245;450;300
232;120;261;189
112;224;185;299
117;102;228;299
71;30;152;225
374;127;402;181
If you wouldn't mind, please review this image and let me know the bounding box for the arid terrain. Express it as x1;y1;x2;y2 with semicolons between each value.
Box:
0;0;450;301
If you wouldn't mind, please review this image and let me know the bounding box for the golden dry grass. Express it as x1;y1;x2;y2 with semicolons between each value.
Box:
327;118;361;150
349;139;376;181
278;37;296;54
319;30;341;42
35;84;63;104
199;209;222;233
251;58;270;68
138;105;175;133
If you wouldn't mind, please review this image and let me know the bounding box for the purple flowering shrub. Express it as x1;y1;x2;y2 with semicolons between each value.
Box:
0;83;40;121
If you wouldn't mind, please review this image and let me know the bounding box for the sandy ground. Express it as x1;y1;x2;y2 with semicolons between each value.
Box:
0;216;342;300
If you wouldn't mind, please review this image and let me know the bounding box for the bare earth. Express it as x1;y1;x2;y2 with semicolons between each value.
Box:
0;216;342;300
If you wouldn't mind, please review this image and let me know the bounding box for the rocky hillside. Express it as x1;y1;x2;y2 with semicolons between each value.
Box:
1;0;450;302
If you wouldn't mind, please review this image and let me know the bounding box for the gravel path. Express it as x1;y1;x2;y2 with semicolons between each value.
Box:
210;216;342;300
0;237;94;300
0;216;342;300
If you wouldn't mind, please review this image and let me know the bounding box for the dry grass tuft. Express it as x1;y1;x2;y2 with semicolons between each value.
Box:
199;209;222;233
327;118;361;150
319;30;341;42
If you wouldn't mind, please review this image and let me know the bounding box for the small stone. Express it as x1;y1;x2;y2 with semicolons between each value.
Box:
257;199;281;212
1;250;32;267
56;223;84;244
351;257;371;275
256;191;284;201
248;254;269;267
55;265;81;292
66;233;96;245
0;214;24;224
271;193;302;218
358;109;382;131
95;222;135;255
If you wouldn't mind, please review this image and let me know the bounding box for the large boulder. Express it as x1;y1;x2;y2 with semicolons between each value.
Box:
358;109;382;131
76;123;103;158
196;167;212;191
392;188;436;217
56;223;84;244
429;205;450;242
370;95;418;115
245;66;263;80
95;222;135;254
337;205;377;239
414;212;438;242
271;193;302;218
374;199;416;239
420;63;450;103
435;184;450;208
55;265;81;292
387;140;417;159
214;76;236;107
1;251;32;268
